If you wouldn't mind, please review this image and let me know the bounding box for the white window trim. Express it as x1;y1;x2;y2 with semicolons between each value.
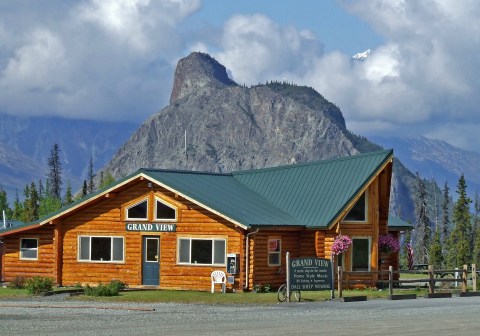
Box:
125;199;149;221
177;237;226;266
154;197;177;222
78;235;125;263
20;238;38;260
268;238;282;266
342;191;368;223
350;236;371;272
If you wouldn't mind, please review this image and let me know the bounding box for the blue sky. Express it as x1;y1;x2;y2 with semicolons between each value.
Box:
0;0;479;152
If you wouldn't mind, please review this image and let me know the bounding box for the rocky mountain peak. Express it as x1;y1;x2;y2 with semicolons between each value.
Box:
170;52;237;104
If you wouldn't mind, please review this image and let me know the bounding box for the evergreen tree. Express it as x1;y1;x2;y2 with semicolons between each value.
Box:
446;175;472;267
38;195;62;218
23;182;39;222
429;230;444;268
81;180;88;197
441;181;450;246
64;181;74;205
48;143;62;200
413;172;431;264
0;186;12;221
12;190;23;221
472;193;480;267
87;156;95;194
98;171;115;189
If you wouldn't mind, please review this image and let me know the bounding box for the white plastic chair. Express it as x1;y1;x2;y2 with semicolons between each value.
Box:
211;270;226;293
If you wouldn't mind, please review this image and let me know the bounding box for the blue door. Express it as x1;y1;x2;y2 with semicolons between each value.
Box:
142;236;160;285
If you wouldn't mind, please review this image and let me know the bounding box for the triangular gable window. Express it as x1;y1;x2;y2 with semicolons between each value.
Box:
343;192;367;222
126;199;148;220
155;198;176;221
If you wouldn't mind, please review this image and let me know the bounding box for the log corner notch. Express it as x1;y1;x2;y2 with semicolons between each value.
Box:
105;192;118;198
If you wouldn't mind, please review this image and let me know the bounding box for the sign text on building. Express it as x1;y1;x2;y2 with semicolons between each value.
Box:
126;223;177;232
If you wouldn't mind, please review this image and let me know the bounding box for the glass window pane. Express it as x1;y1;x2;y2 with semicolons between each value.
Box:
352;239;369;271
179;239;190;263
127;200;148;219
269;253;280;266
22;249;37;259
80;237;90;260
213;240;226;264
145;238;158;262
21;238;37;249
156;200;176;220
344;193;366;221
112;238;124;261
191;239;212;264
91;237;111;261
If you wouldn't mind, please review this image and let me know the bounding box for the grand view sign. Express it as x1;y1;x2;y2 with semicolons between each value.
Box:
288;257;332;291
125;223;177;232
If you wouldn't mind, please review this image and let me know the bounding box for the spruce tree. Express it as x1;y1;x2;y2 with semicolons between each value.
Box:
429;230;443;268
446;175;472;267
472;193;480;267
441;181;450;246
413;172;431;264
0;186;12;221
87;156;95;194
23;182;39;222
12;190;23;221
82;180;88;197
48;143;62;200
64;181;74;205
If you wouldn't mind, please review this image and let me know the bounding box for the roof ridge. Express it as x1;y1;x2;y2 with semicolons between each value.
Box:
140;168;232;177
232;149;393;176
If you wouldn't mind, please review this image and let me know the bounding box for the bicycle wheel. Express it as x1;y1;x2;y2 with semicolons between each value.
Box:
292;290;301;302
277;284;287;302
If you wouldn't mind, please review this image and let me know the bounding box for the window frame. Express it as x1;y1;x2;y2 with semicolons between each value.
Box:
19;238;38;260
154;197;177;222
268;238;282;266
78;235;125;263
125;199;149;221
350;237;371;272
177;237;226;266
342;191;368;223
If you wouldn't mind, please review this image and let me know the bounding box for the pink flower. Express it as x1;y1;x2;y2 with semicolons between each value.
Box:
332;235;352;255
379;234;400;253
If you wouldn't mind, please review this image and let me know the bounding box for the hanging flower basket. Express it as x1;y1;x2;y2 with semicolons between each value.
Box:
331;235;352;255
378;233;400;254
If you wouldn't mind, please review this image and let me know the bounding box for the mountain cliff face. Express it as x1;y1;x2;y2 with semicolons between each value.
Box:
103;52;416;220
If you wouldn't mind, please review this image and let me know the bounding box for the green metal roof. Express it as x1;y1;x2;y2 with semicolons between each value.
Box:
233;149;393;228
388;216;413;231
0;149;393;234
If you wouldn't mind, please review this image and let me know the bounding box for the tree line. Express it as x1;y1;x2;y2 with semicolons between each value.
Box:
0;144;115;223
404;172;480;268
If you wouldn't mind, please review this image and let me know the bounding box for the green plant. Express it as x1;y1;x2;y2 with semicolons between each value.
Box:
25;276;54;294
8;276;26;289
253;283;271;293
84;280;127;297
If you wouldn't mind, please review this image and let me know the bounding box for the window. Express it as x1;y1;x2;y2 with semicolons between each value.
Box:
126;199;148;220
268;239;281;266
351;238;370;271
155;198;176;221
78;236;124;262
343;192;367;222
178;238;226;265
20;238;38;260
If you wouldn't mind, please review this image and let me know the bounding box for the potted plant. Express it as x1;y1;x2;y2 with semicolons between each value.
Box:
378;233;400;254
332;234;352;255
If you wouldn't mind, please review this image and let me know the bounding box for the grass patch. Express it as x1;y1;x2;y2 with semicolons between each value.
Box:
0;287;30;298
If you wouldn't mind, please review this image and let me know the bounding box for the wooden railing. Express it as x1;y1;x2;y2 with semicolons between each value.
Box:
337;264;479;298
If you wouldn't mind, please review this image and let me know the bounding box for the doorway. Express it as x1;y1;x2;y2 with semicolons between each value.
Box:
142;236;160;285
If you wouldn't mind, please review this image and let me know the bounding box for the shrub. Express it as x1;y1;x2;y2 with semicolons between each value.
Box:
8;276;26;289
25;276;54;294
253;283;271;293
84;280;127;297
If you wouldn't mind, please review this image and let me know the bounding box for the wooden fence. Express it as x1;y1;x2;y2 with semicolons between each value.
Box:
337;264;479;298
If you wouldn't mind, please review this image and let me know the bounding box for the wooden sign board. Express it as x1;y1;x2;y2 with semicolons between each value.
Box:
288;257;332;291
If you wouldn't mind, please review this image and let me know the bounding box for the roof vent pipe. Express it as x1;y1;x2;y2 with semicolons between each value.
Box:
2;210;5;229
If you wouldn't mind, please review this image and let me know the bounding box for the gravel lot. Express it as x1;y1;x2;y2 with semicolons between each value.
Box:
1;295;480;335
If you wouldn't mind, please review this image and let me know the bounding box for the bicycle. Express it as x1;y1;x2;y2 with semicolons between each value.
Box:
277;284;301;302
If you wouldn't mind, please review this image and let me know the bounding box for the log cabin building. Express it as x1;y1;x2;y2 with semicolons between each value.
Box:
0;149;408;291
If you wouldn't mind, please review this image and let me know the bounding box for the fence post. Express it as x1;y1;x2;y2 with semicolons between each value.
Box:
428;265;435;294
337;266;343;298
473;264;477;292
388;266;393;296
462;264;468;293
